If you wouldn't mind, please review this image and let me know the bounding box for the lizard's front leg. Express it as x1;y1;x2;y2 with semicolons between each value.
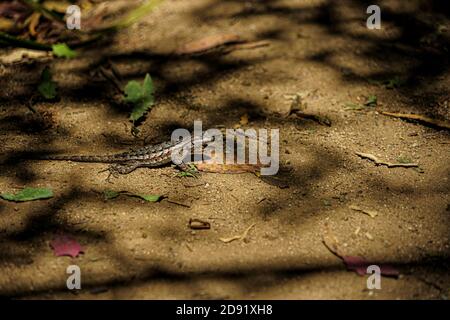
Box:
108;161;141;175
175;162;199;178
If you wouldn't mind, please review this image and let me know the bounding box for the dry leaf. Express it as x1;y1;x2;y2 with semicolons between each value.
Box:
0;49;50;64
322;224;399;277
343;256;399;277
28;12;41;37
50;234;83;258
189;219;211;230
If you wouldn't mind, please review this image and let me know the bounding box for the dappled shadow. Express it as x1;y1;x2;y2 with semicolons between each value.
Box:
190;0;450;117
0;0;449;298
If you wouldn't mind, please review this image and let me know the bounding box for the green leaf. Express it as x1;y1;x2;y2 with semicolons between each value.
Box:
124;73;155;122
364;95;377;107
38;67;57;99
52;43;77;58
103;190;120;200
0;187;53;202
384;77;404;89
142;74;154;97
103;190;163;202
177;163;199;178
123;81;142;103
136;194;163;202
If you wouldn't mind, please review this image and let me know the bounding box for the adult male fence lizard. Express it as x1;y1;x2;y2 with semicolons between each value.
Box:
36;136;201;178
35;128;264;179
35;128;256;178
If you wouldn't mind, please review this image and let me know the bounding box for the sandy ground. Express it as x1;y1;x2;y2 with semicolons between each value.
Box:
0;0;449;299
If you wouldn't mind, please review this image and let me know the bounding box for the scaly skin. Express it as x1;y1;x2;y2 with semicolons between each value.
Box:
36;128;256;178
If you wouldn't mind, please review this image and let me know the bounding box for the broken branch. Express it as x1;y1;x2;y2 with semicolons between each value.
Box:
356;152;419;168
380;111;450;131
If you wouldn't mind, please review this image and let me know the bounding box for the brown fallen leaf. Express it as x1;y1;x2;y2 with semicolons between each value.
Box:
174;33;243;55
220;223;256;243
0;17;15;32
189;218;211;230
28;12;41;37
380;111;450;131
0;49;50;64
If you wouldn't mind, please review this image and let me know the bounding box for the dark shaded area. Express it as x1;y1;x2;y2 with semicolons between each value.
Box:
0;0;449;298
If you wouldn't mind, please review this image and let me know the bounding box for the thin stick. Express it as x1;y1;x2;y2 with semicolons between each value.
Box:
0;31;51;51
356;152;419;168
381;111;450;131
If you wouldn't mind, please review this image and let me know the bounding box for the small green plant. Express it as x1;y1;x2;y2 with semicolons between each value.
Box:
364;95;377;107
384;77;404;89
369;77;404;89
123;74;155;123
344;95;378;111
52;43;77;58
103;190;163;202
38;67;57;100
177;163;199;178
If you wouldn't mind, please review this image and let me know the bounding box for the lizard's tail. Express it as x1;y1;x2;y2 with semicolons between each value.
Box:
36;155;123;163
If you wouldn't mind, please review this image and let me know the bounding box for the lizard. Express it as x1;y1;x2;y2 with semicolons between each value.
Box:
33;128;259;179
35;135;205;179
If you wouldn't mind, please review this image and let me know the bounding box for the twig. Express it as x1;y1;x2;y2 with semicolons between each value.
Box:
0;31;51;51
222;40;271;53
219;223;256;243
355;152;419;168
380;111;450;131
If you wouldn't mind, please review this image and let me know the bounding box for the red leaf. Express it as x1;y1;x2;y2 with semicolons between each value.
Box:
50;234;84;258
343;256;399;277
378;264;400;277
342;256;368;276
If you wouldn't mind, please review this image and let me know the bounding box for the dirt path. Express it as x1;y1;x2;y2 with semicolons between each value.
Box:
0;0;449;299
